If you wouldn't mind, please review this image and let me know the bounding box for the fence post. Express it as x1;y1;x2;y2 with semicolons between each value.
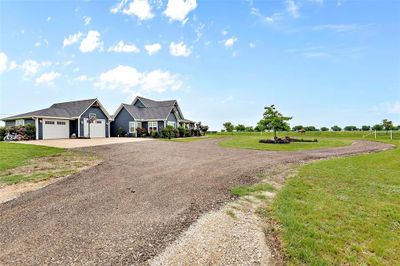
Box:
390;130;393;140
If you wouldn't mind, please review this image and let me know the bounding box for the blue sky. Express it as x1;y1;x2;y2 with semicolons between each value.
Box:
0;0;399;130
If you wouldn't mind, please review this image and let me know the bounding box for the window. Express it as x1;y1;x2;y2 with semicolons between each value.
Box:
57;121;66;125
167;121;176;128
129;122;142;133
148;121;158;132
96;121;102;124
45;121;55;125
15;119;24;126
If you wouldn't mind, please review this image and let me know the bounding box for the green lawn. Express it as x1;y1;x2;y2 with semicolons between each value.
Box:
161;135;225;142
272;141;400;265
218;135;352;151
0;142;63;171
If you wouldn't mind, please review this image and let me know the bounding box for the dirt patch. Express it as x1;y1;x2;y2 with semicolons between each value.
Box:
150;164;296;266
0;151;101;203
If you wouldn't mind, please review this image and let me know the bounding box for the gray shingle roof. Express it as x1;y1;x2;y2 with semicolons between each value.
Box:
136;96;176;107
123;104;173;120
2;99;97;120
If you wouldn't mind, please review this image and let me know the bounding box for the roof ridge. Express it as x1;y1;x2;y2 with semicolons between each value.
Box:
51;98;97;106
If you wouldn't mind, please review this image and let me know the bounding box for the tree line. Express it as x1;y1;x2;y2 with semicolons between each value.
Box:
223;107;399;133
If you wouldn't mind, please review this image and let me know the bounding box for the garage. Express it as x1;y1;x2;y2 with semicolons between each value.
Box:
42;119;70;139
83;118;106;138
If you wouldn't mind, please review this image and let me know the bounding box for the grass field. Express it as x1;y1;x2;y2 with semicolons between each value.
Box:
212;130;400;141
0;142;99;185
272;140;400;265
0;142;63;171
218;135;352;151
161;135;225;142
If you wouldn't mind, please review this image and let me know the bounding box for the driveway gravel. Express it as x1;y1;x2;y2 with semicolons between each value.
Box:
0;139;392;265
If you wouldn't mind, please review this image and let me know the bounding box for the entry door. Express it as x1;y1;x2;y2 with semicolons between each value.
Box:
84;118;106;138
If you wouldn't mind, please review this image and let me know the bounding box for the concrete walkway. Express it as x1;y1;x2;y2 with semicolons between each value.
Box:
22;137;152;148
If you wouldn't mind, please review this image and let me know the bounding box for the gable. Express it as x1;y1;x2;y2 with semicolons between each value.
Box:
133;99;145;108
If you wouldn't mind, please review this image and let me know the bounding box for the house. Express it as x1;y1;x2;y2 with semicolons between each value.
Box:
2;99;112;139
111;96;195;136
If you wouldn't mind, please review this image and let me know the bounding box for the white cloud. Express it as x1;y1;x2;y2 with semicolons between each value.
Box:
35;71;61;86
163;0;197;23
96;65;141;92
112;0;154;20
95;65;183;94
110;0;128;13
169;41;191;56
249;42;255;48
73;67;80;72
9;60;17;71
144;43;162;55
221;30;228;36
47;16;51;22
20;60;52;77
141;70;183;92
224;37;237;48
35;41;41;47
108;41;140;53
79;30;103;53
251;7;283;24
63;32;83;47
0;52;7;74
75;75;91;81
312;24;358;32
286;0;300;18
83;16;92;25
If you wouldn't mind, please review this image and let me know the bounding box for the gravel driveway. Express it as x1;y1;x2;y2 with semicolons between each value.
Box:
0;139;392;265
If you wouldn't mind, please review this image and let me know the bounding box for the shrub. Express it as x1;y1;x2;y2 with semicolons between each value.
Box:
173;128;179;138
24;124;36;139
136;127;147;137
117;127;126;137
320;127;329;131
161;125;175;139
0;126;5;141
177;126;187;138
151;130;159;138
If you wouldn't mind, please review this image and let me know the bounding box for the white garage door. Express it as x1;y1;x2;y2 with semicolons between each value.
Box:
84;118;106;138
43;119;70;139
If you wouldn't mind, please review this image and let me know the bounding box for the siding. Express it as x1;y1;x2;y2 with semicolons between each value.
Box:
158;121;164;131
111;107;134;137
167;112;177;123
5;118;34;127
80;106;109;137
133;100;145;108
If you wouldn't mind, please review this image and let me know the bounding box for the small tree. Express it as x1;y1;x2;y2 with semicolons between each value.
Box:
361;125;371;131
199;125;209;135
223;122;235;132
245;126;254;132
235;124;246;132
254;124;264;132
331;125;342;132
344;126;358;131
382;119;394;131
320;127;329;131
304;126;318;131
292;125;304;131
372;124;384;131
258;105;292;139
